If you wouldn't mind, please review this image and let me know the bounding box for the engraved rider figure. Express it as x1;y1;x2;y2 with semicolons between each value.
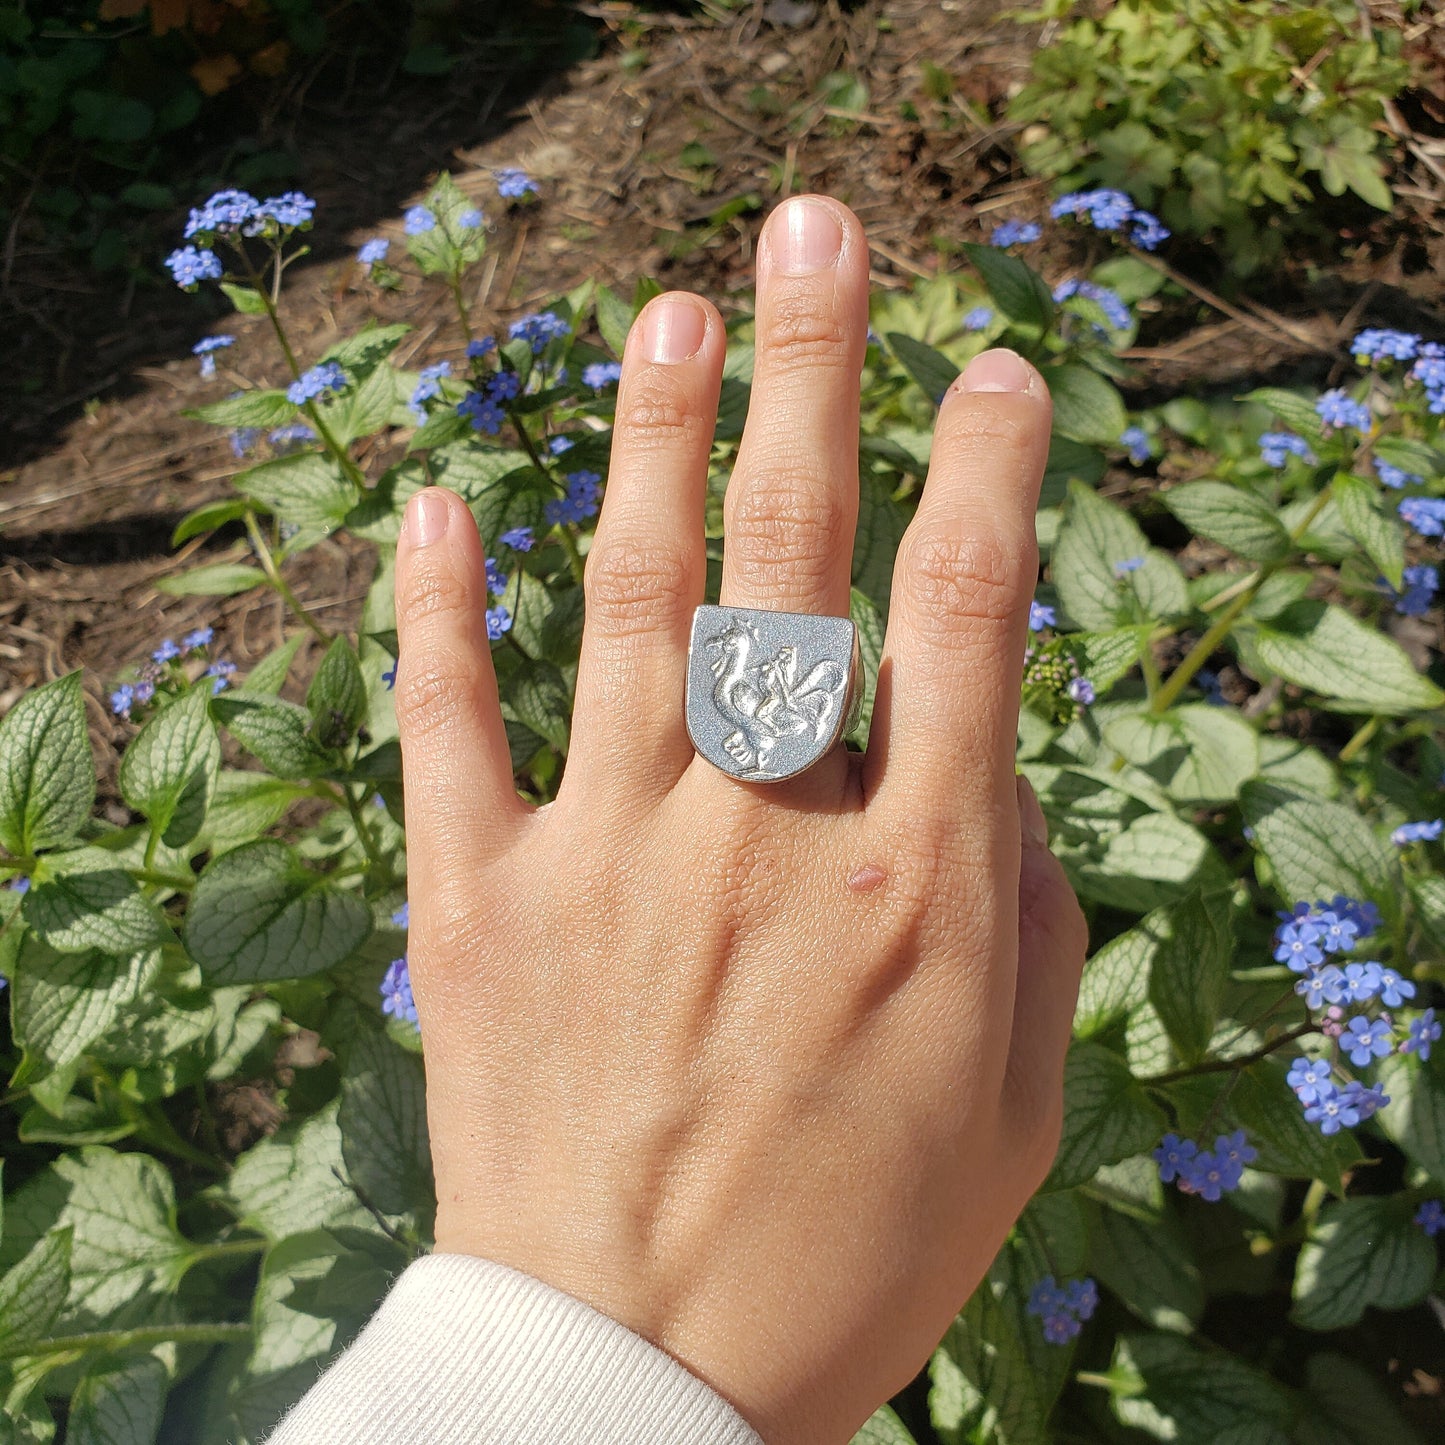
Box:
705;618;848;776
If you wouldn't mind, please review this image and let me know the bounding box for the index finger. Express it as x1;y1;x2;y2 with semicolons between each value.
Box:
865;348;1051;830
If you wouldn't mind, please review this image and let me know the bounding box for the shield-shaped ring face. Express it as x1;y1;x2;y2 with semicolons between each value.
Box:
685;604;862;782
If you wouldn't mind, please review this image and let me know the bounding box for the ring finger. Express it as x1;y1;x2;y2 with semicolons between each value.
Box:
719;195;870;620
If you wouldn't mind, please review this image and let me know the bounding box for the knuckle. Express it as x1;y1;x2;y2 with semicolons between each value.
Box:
762;289;852;366
900;524;1031;636
584;537;693;637
615;372;703;443
395;654;478;741
726;475;849;594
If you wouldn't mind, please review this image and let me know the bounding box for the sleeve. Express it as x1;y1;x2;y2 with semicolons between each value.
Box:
263;1252;767;1445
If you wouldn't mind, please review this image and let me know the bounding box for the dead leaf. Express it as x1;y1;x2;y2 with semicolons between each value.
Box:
191;52;244;96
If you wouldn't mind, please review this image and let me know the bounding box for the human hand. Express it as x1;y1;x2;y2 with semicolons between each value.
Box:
392;195;1087;1445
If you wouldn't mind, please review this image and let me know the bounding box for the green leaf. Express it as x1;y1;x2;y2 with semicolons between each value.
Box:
1089;1202;1202;1333
155;562;268;598
960;241;1053;333
0;1148;189;1328
929;1284;1048;1445
188;389;296;430
66;1357;167;1445
1042;364;1128;445
850;1406;919;1445
851;475;906;619
1067;810;1221;914
1292;1196;1435;1330
1045;1041;1166;1190
1073;921;1153;1037
885;333;959;403
1333;471;1405;591
1104;704;1260;804
0;674;94;856
1241;781;1393;901
1230;1061;1347;1189
330;360;400;445
1070;627;1149;695
118;686;222;847
1244;387;1325;443
1053;481;1187;628
847;587;884;747
11;942;159;1081
1299;1353;1425;1445
1162;481;1292;563
171;498;250;547
212;693;330;780
185;839;372;983
1375;1052;1445;1183
306;638;368;744
235;453;359;531
322;323;411;376
245;635;308;696
219;281;268;316
194;773;302;855
23;850;172;955
227;1102;372;1239
428;443;534;505
1251;601;1445;711
344;461;425;544
501;660;572;753
339;1028;432;1216
0;1228;70;1349
1141;892;1230;1063
1107;1333;1292;1445
594;285;634;359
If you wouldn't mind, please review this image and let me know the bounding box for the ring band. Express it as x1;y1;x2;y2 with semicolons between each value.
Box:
685;604;862;782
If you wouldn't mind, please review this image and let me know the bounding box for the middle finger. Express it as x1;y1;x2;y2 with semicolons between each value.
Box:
720;195;870;619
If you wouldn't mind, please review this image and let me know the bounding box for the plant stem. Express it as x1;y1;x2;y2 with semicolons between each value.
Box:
1141;1021;1316;1085
1338;715;1382;764
556;525;586;588
0;1322;250;1362
343;785;386;874
1150;482;1336;715
187;1236;267;1265
133;868;194;891
448;270;473;342
244;511;330;643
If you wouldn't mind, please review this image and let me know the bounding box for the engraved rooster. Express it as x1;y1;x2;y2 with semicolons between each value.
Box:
705;619;847;776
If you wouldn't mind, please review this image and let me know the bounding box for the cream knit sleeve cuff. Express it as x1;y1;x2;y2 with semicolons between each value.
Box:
264;1252;766;1445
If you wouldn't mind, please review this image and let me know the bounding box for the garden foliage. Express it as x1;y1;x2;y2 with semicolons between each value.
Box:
1008;0;1411;272
1;166;1444;1443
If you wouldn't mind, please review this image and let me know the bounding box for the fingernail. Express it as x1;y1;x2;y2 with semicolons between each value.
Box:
774;197;843;275
957;347;1033;394
404;489;450;548
639;294;707;364
1017;775;1050;848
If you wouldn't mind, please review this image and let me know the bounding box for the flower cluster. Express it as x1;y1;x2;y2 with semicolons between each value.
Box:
1259;432;1316;469
357;238;389;269
500;527;534;552
193;335;234;379
409;362;452;423
509;310;572;354
1399;496;1445;538
545;470;602;527
1052;278;1131;334
381;903;417;1027
989;219;1041;247
1119;426;1152;465
495;167;538;199
110;628;235;716
1021;629;1095;715
1416;1199;1445;1237
1392;819;1443;845
286;362;348;407
1049;189;1169;249
1315;389;1372;434
1153;1130;1257;1200
1026;1275;1097;1345
963;305;994;331
1350;328;1445;413
1390;563;1438;617
1375;460;1421;489
582;361;623;390
457;367;520;435
166;188;315;289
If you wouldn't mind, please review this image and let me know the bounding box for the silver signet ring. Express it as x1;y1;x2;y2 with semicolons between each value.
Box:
685;604;862;782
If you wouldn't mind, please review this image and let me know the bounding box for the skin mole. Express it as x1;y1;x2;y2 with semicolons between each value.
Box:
846;862;888;893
